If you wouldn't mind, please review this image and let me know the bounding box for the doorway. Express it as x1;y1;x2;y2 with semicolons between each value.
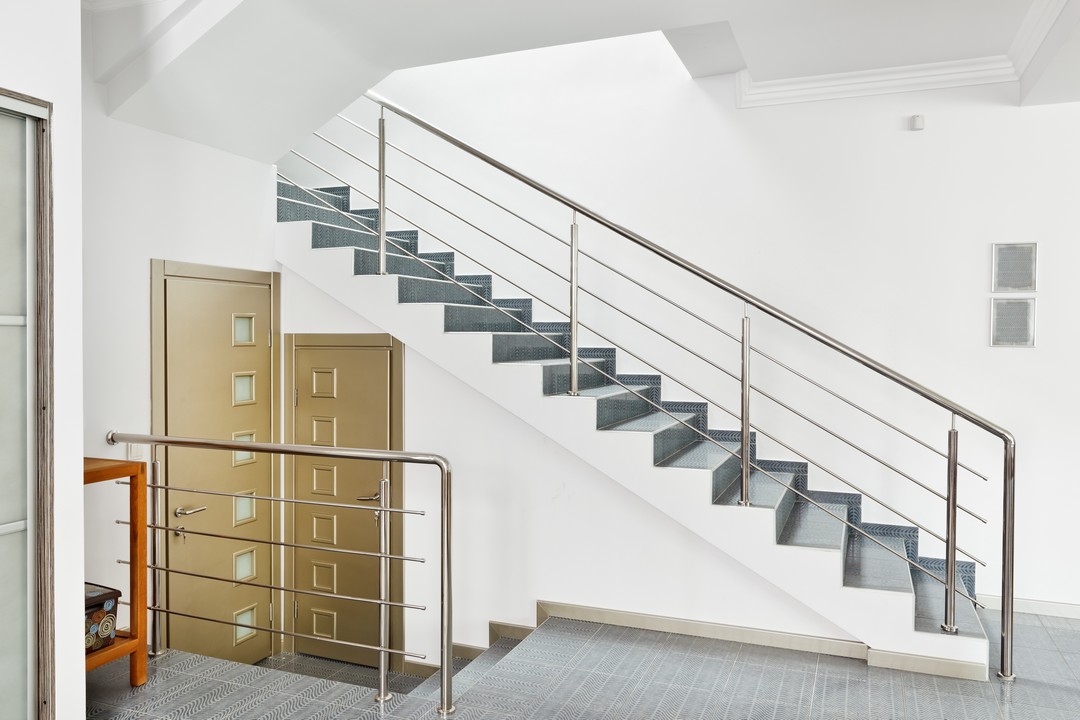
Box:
284;333;405;670
151;261;280;664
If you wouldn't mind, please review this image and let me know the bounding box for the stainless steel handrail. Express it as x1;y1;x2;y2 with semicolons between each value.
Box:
107;431;456;715
364;91;1013;444
292;98;1018;676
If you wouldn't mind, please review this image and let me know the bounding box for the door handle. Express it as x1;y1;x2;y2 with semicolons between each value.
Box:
174;506;208;517
356;491;380;503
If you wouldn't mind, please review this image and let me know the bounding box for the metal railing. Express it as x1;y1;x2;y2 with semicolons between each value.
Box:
278;93;1017;679
106;431;457;714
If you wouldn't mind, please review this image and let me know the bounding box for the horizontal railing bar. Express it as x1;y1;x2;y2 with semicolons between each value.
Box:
277;194;379;238
149;606;425;659
749;423;987;567
751;384;987;523
367;91;1013;448
108;431;451;474
140;482;424;516
130;562;426;610
118;521;425;563
335;114;565;245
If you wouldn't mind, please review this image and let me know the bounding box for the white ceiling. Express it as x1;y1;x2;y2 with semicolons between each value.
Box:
85;0;1080;162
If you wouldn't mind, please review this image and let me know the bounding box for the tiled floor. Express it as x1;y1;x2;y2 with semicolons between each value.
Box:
88;609;1080;719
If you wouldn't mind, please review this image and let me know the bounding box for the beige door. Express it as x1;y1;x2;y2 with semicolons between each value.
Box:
163;272;275;664
291;342;391;666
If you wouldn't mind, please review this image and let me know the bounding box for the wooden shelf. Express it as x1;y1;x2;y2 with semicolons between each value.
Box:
84;457;148;686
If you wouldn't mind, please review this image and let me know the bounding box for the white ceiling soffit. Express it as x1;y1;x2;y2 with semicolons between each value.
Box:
664;21;746;78
102;0;733;163
1018;0;1080;104
661;0;1079;108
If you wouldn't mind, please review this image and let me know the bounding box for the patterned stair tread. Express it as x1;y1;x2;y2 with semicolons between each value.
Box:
660;438;742;470
409;637;522;701
277;183;350;209
603;411;695;433
778;501;848;550
843;534;913;594
312;223;411;254
507;356;606;370
574;383;651;399
911;568;985;639
714;469;796;508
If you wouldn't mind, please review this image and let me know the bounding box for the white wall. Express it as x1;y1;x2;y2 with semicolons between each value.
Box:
80;5;278;659
280;269;852;658
0;2;83;717
356;32;1080;610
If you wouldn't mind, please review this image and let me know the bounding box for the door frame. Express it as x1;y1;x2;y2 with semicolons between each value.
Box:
284;333;406;671
150;260;281;652
0;86;54;720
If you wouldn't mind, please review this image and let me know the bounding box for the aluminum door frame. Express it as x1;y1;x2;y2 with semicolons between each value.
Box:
0;87;53;720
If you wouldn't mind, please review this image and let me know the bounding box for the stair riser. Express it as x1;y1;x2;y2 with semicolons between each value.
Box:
492;334;567;363
711;455;742;504
399;277;488;306
313;222;417;256
653;414;705;465
445;305;528;333
596;390;652;430
279;199;378;233
353;250;449;280
277;183;349;210
774;487;797;542
542;363;609;396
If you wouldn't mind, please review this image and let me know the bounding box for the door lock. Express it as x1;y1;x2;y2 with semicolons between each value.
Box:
356;491;380;503
174;506;208;517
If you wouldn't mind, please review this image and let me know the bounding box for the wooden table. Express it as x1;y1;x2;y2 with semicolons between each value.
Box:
84;458;148;686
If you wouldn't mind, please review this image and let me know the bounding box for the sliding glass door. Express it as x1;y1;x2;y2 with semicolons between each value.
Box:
0;104;34;720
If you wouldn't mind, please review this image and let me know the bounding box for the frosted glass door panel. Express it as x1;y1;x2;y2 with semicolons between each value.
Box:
0;531;28;716
0;327;26;525
0;112;27;316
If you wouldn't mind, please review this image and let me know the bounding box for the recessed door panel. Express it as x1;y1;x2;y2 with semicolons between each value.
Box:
165;276;273;664
293;346;389;665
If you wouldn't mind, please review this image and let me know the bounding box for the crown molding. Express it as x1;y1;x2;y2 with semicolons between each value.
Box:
82;0;173;12
735;56;1019;108
1008;0;1070;76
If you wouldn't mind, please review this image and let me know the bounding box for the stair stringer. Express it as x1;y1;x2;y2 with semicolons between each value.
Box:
276;223;988;674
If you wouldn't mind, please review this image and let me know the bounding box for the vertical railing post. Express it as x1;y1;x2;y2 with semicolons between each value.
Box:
438;462;455;716
739;306;752;506
377;109;388;275
376;463;392;702
150;452;163;655
1000;439;1016;679
941;417;959;634
568;212;580;396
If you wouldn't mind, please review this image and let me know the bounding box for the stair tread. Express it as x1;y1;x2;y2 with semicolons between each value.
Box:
409;637;522;701
604;411;694;433
778;501;848;550
510;357;603;368
715;469;795;508
575;384;650;399
843;534;912;594
660;438;741;470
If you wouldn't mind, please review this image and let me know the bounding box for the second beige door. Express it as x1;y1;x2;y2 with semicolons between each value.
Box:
292;344;390;665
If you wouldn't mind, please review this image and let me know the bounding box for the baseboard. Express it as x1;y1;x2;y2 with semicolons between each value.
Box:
868;648;987;681
489;620;535;645
978;594;1080;620
535;600;867;660
402;642;486;678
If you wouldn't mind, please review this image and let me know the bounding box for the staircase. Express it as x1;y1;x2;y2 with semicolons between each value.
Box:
275;180;991;679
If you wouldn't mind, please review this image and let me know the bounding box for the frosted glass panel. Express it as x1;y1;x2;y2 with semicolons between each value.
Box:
0;532;27;716
233;432;254;464
234;493;255;524
233;373;254;405
0;327;26;526
234;607;256;644
0;112;27;316
234;549;255;582
232;315;254;345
